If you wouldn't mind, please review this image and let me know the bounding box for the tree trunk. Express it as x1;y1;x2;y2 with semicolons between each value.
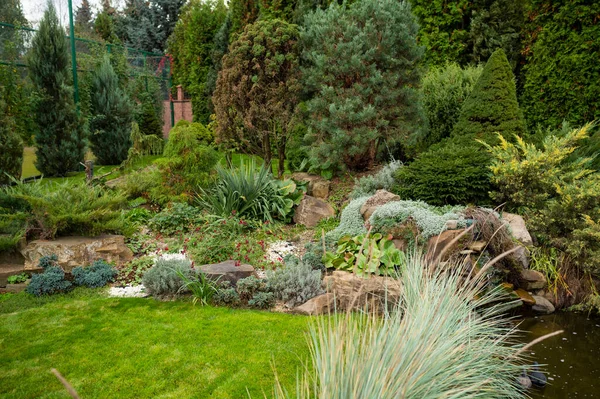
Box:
262;131;272;170
277;143;285;178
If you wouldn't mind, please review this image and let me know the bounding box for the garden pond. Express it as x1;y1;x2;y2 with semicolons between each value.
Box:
519;312;600;399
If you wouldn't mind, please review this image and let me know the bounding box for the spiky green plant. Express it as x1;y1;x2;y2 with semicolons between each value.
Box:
273;255;527;398
197;159;301;222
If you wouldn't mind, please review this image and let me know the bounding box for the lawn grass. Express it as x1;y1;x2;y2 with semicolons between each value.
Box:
0;289;311;399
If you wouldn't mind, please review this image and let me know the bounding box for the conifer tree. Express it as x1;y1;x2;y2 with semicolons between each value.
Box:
137;95;163;138
29;3;85;177
452;48;526;142
469;0;526;69
204;13;232;116
0;98;23;184
75;0;94;37
302;0;424;171
89;56;134;165
229;0;260;35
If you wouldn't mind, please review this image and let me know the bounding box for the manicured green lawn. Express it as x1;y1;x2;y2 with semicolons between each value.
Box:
0;289;310;398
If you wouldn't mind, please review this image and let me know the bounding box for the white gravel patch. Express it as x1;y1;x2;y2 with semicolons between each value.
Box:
266;241;297;263
108;285;149;298
154;252;190;262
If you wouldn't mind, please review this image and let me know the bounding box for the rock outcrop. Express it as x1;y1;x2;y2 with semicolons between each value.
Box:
502;212;533;246
360;190;401;221
293;195;335;228
292;173;330;200
21;235;133;272
293;293;335;315
519;269;547;291
532;295;555;314
199;260;255;286
323;271;402;312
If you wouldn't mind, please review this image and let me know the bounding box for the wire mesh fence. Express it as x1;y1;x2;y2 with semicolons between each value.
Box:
0;21;174;130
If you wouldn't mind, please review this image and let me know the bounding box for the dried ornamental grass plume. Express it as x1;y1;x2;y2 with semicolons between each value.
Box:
272;254;531;399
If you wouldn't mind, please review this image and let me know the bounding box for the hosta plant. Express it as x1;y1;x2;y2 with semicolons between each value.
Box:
324;233;405;276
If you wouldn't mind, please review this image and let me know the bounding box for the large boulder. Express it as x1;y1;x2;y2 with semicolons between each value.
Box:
293;195;335;228
519;269;547;290
360;190;401;221
21;235;133;272
292;173;330;200
532;295;555;314
293;293;335;316
502;212;533;246
199;260;255;286
426;229;471;262
323;271;402;312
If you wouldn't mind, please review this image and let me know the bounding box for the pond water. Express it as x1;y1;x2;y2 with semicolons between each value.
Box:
518;312;600;399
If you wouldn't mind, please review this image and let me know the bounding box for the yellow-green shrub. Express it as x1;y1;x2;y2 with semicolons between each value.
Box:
485;123;600;274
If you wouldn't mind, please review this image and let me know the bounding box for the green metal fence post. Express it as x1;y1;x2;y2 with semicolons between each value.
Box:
67;0;79;107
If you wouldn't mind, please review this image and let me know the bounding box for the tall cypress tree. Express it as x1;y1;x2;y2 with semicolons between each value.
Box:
89;56;134;165
29;2;85;177
74;0;94;37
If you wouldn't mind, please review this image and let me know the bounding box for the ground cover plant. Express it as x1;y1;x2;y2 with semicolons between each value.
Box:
0;289;311;398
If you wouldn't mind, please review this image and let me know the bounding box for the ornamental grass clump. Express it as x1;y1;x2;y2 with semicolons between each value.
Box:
273;254;528;398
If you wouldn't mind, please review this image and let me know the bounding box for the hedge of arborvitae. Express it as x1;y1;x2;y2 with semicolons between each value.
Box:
0;99;23;184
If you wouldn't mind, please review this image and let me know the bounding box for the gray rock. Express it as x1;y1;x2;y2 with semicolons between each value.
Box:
502;212;533;246
293;195;335;228
509;245;530;269
520;269;547;290
199;260;255;286
311;180;330;200
532;295;555;314
293;293;335;316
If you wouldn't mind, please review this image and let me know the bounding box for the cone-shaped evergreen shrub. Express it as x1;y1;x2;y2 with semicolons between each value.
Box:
89;56;133;165
396;49;525;205
451;48;526;143
0;99;23;184
29;3;85;177
137;95;163;138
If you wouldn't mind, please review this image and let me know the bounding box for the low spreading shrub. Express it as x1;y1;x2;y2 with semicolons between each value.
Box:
197;159;302;222
26;266;72;297
248;291;275;309
350;161;402;199
325;197;369;243
485;123;600;275
267;258;323;307
393;137;493;206
213;284;241;307
237;276;265;302
2;180;127;240
148;202;202;235
369;200;465;241
72;260;117;288
142;257;195;297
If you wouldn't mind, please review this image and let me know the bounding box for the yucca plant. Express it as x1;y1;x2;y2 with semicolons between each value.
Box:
197;159;301;222
272;254;530;399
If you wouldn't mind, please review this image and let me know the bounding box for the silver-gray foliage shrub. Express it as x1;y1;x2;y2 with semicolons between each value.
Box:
142;258;195;297
369;200;466;240
267;258;324;307
326;196;369;242
350;161;402;199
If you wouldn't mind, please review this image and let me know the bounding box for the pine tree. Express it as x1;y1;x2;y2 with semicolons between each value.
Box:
29;3;85;177
74;0;94;37
89;56;133;165
469;0;526;69
302;0;424;171
452;48;526;142
0;98;23;184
